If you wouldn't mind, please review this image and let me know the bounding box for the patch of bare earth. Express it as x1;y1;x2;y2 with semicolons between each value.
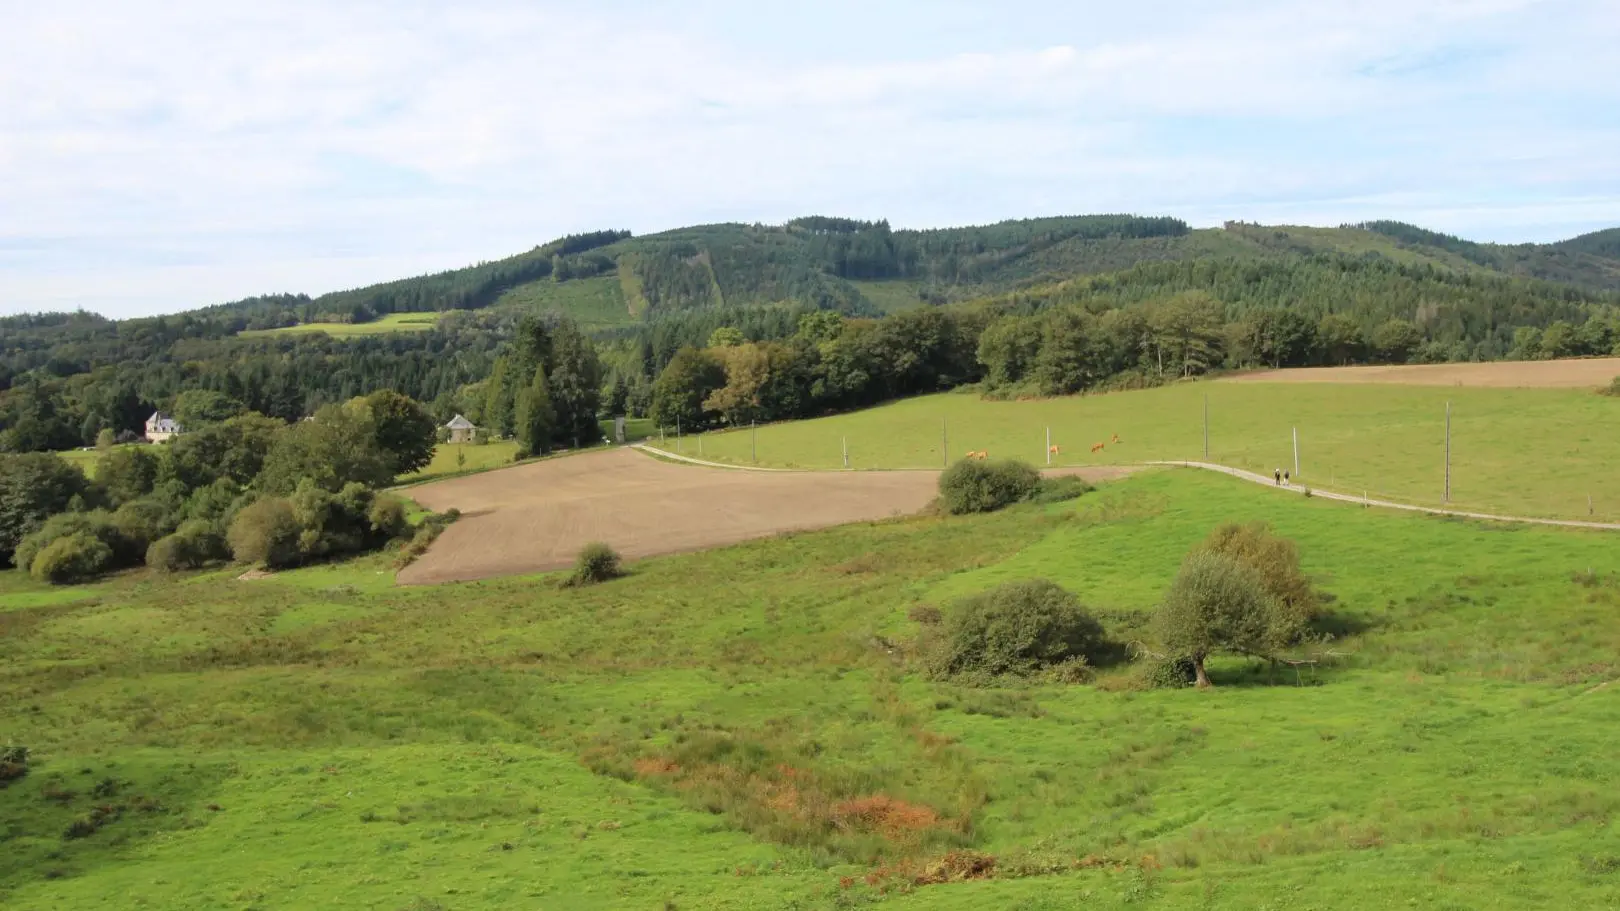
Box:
1221;357;1620;388
397;449;1135;585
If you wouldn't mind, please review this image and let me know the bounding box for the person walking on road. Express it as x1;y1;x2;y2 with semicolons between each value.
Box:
1274;468;1282;486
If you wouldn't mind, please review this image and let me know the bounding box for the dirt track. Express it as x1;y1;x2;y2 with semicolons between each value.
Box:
397;449;1134;585
1222;358;1620;388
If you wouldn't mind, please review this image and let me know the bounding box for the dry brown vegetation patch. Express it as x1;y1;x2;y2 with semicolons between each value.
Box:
834;795;940;838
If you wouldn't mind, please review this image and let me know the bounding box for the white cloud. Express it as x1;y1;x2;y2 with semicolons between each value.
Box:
0;0;1616;316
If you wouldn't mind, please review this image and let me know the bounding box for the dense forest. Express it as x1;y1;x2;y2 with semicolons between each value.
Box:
3;215;1619;454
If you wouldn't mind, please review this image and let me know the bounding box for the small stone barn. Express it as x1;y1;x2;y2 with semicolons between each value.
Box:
444;414;477;444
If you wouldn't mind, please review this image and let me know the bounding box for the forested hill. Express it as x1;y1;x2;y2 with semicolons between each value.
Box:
209;215;1194;330
197;215;1620;334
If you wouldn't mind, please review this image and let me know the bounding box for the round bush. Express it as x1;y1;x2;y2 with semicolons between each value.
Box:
926;579;1112;680
571;542;623;586
30;532;114;584
111;499;178;560
226;498;302;568
146;520;227;573
937;459;1041;515
368;496;409;540
1138;656;1197;690
13;511;126;575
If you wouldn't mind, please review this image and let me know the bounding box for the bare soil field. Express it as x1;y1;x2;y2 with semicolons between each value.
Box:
398;449;1133;584
1222;357;1620;388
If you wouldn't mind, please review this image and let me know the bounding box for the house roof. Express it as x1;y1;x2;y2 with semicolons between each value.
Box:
445;414;476;430
148;411;170;422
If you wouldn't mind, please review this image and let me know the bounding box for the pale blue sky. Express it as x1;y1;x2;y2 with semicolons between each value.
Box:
1;0;1617;318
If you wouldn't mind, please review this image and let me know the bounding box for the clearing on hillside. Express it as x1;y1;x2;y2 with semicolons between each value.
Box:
398;448;1130;584
1225;357;1620;387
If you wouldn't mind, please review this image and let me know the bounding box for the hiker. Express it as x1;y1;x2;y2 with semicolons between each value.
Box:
1274;468;1282;486
1284;470;1291;485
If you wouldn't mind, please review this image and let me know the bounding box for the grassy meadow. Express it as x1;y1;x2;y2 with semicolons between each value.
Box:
650;381;1620;521
53;446;112;477
2;468;1618;908
397;418;656;484
238;312;450;338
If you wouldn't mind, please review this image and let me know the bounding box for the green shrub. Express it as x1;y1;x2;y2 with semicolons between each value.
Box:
1598;376;1620;397
925;579;1114;682
14;511;128;578
1030;475;1094;505
111;499;179;560
937;459;1041;515
1138;656;1197;690
368;496;409;540
394;509;461;569
226;498;302;568
30;532;115;584
0;744;28;787
147;520;228;573
570;542;623;586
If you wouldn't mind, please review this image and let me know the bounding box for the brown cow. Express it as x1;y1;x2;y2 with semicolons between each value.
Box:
1090;442;1106;454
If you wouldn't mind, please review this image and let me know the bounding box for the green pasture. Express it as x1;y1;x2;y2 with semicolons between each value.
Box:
651;381;1620;521
53;446;110;477
238;311;449;338
396;440;524;484
2;469;1618;908
397;418;655;484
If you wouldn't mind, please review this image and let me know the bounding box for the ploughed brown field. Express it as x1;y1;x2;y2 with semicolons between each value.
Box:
1222;357;1620;388
397;448;1133;585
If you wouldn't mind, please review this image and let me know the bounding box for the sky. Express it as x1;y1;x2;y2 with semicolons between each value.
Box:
1;0;1617;319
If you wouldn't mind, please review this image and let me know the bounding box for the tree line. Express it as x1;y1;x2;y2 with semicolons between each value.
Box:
5;238;1618;456
0;390;440;583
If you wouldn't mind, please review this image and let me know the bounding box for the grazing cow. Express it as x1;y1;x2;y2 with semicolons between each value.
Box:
1090;442;1106;454
976;451;989;460
1111;434;1121;444
1048;445;1061;455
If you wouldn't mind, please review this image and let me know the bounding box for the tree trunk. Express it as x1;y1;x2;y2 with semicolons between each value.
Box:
1194;656;1212;688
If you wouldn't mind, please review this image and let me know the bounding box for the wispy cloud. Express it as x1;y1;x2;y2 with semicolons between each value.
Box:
1;0;1616;316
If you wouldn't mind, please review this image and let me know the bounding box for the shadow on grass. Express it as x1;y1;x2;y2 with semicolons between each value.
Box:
1310;609;1376;640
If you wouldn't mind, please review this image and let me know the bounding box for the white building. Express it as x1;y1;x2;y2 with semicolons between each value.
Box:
444;414;477;444
145;412;184;443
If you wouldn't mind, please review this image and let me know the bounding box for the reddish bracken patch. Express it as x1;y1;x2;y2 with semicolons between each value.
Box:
633;757;680;776
865;850;998;889
917;850;997;884
835;795;941;838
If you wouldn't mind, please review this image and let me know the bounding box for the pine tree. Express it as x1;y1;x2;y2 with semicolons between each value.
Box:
516;366;556;458
608;374;630;417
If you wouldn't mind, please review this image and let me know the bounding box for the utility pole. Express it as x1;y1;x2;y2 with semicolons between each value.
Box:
1203;394;1209;460
676;416;682;452
751;420;757;463
1444;402;1451;503
1046;426;1052;466
842;436;849;469
1292;426;1299;479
